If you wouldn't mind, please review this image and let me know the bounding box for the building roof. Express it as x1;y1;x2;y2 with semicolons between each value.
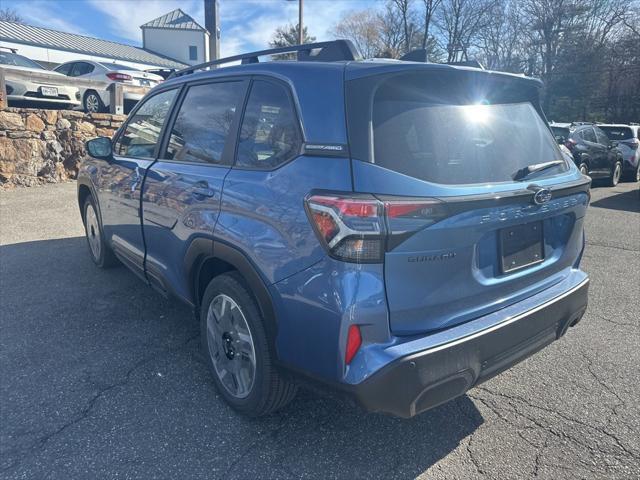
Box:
141;9;206;32
0;20;188;69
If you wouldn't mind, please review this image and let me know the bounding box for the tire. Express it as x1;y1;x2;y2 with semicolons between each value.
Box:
200;272;297;416
579;163;589;176
606;160;622;187
83;196;118;268
83;90;106;113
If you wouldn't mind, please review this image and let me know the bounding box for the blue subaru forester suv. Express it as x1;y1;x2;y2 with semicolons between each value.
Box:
78;41;590;418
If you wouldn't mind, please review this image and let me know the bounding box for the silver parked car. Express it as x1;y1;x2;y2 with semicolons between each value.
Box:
53;60;164;113
597;124;640;182
0;48;80;109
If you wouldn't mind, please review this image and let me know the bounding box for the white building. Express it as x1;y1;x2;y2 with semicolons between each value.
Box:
0;8;209;71
142;9;209;66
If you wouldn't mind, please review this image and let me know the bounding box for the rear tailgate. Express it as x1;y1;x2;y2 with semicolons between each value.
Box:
346;65;590;335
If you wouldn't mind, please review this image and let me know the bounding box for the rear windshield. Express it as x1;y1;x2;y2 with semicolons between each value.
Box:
347;71;568;185
0;52;44;69
598;126;634;141
551;126;570;140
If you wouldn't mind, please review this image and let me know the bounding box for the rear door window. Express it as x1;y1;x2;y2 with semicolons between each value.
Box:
236;80;301;169
164;81;245;165
114;89;178;158
582;128;597;143
55;63;72;76
594;128;609;145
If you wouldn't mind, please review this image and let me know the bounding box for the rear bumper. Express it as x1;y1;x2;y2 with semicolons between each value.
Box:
347;277;589;418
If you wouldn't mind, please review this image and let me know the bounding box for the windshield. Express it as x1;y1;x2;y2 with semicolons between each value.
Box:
0;52;44;69
99;62;139;71
599;126;634;141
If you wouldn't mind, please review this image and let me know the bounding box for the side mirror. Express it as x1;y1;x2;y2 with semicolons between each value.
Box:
609;140;618;149
556;136;566;145
86;137;113;159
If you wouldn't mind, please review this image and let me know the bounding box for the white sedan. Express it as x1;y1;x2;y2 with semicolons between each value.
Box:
53;60;164;113
1;50;80;109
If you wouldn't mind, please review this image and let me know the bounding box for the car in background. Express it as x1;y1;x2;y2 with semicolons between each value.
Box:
0;48;80;109
563;124;624;186
53;60;163;113
597;124;640;182
549;122;571;144
145;68;175;80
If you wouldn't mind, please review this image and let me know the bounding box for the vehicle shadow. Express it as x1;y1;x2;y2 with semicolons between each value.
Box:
0;237;484;479
589;188;640;213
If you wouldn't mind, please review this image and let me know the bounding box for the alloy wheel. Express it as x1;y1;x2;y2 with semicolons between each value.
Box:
85;203;101;260
85;94;100;113
613;162;621;185
206;294;257;399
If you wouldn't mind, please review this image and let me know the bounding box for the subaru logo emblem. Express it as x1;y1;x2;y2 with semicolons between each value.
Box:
533;188;552;205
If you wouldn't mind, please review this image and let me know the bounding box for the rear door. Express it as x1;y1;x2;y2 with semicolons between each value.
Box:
582;127;607;177
99;88;179;276
346;69;590;335
141;78;248;300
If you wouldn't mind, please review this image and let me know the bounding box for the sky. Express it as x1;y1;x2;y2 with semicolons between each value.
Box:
3;0;380;58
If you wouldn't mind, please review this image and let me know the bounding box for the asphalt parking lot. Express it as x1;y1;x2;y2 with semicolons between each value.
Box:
1;181;639;479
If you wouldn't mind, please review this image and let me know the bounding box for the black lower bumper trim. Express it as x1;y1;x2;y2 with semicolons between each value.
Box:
349;279;589;418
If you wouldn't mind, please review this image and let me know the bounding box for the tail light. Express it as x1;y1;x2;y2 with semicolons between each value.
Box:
565;138;577;151
106;72;132;82
624;138;639;149
305;193;446;263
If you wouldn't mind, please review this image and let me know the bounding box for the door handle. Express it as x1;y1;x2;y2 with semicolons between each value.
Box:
192;183;215;199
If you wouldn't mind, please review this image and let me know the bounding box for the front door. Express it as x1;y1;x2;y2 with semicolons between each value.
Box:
100;88;179;277
141;79;248;301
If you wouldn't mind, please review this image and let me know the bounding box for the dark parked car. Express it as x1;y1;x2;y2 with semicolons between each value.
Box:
563;124;625;186
78;40;590;418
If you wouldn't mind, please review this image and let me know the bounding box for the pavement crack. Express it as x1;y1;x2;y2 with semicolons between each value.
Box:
474;386;640;462
1;333;199;475
584;241;640;253
591;312;638;329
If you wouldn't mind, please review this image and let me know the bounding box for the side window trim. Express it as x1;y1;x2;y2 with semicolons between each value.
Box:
157;76;250;167
231;75;305;171
112;86;183;161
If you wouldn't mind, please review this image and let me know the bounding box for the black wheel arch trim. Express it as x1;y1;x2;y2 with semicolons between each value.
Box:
195;239;279;357
77;175;102;226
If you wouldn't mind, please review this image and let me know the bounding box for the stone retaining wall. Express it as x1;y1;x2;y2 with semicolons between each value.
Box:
0;108;126;187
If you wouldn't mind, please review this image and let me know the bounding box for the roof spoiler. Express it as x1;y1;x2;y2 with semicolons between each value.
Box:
170;39;361;78
398;49;485;69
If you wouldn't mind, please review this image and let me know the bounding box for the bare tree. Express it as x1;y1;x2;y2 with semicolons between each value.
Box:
0;7;22;22
437;0;497;62
420;0;443;49
331;10;383;59
378;2;407;57
476;0;524;71
391;0;418;52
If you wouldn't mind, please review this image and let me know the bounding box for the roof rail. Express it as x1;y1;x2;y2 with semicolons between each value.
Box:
170;39;361;78
570;121;593;126
446;60;485;69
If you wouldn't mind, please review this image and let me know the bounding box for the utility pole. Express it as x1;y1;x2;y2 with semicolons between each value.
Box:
204;0;220;62
298;0;303;45
286;0;304;44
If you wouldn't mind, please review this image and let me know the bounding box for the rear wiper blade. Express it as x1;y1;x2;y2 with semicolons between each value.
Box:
512;160;564;181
